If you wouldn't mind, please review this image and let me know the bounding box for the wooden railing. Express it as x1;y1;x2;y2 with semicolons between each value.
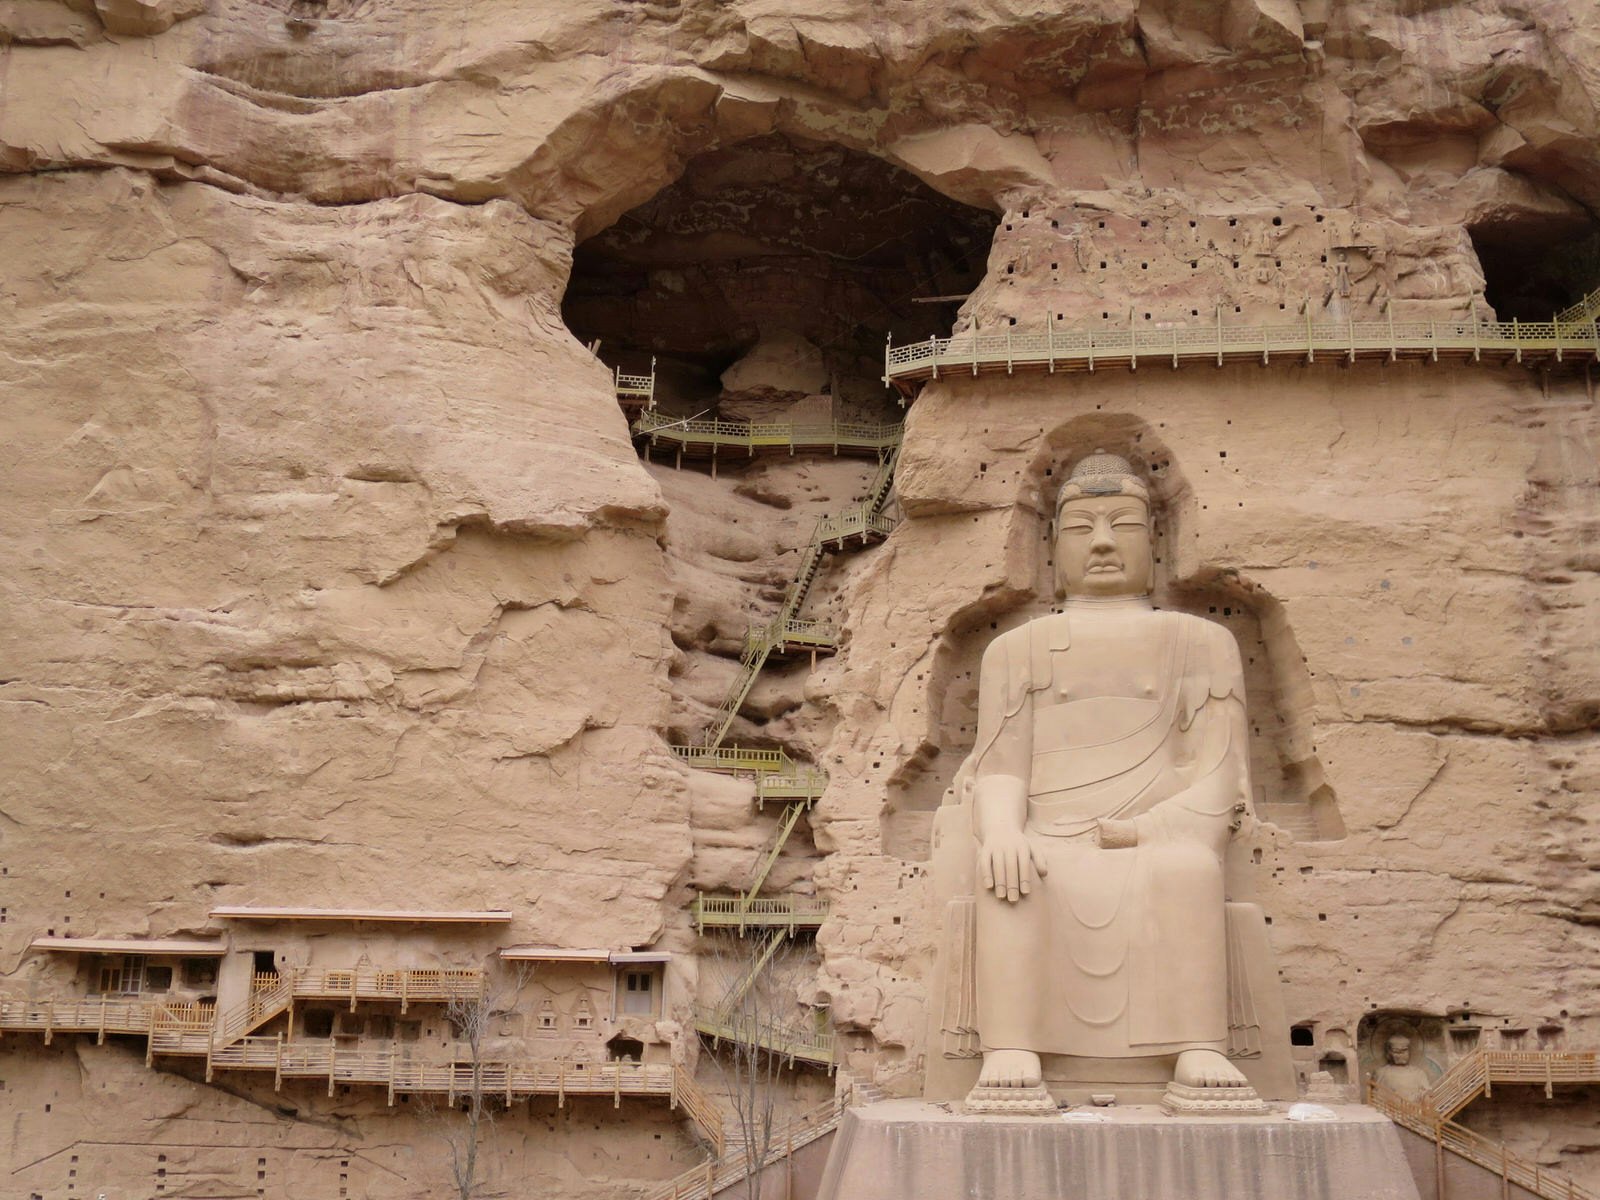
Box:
291;966;485;1010
671;745;797;775
632;411;902;454
614;361;656;407
741;616;838;658
1369;1079;1598;1200
641;1097;844;1200
691;894;829;932
883;308;1600;384
1409;1050;1600;1121
813;502;897;547
2;987;723;1147
755;768;828;804
694;1003;835;1068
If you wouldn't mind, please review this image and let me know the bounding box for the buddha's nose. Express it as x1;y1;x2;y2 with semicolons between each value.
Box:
1089;521;1117;552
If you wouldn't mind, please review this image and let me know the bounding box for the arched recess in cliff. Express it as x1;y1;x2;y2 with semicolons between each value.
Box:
884;411;1345;859
559;130;1001;423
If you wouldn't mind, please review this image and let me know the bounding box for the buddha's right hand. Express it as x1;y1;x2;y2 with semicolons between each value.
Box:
977;830;1048;903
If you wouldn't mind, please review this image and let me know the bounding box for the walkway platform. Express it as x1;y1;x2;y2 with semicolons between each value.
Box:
883;310;1600;396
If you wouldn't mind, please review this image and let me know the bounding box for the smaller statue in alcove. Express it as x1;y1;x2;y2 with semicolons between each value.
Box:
1372;1035;1433;1101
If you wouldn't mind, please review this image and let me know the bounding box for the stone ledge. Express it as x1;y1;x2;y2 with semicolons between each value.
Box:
816;1101;1421;1200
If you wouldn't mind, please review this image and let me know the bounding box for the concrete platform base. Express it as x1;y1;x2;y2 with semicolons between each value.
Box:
815;1101;1421;1200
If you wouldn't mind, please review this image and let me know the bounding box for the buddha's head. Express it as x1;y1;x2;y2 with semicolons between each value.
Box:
1054;450;1153;600
1385;1036;1412;1067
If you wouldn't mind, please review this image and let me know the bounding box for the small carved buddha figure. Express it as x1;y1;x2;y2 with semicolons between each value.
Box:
965;450;1264;1114
1372;1035;1433;1101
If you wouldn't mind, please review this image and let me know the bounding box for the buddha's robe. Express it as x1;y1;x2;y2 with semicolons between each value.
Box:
972;605;1250;1057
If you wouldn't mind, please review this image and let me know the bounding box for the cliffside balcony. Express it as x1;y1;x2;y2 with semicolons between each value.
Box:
692;1003;835;1069
883;303;1600;395
691;894;829;934
742;616;837;662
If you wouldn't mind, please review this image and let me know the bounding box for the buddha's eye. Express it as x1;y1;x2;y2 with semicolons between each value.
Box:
1060;522;1093;534
1113;519;1147;531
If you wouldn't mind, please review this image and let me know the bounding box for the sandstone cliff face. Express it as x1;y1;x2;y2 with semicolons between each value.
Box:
3;0;1599;1194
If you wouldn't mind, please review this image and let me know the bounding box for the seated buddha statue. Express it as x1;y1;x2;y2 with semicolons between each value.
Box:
925;450;1288;1115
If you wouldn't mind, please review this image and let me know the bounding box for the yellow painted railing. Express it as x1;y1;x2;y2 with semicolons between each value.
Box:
632;411;902;454
693;1003;835;1068
692;894;829;932
615;360;656;406
884;307;1600;384
1423;1049;1600;1119
741;616;838;659
755;768;828;805
641;1097;843;1200
814;502;897;547
670;744;796;775
292;966;485;1010
1369;1078;1597;1200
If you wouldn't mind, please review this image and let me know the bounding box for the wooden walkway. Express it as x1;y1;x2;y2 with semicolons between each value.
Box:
2;967;725;1151
1367;1051;1600;1200
633;411;902;461
641;1097;842;1200
882;303;1600;395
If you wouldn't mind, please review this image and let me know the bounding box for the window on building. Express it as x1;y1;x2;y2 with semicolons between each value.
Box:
97;956;143;995
336;1013;363;1037
303;1009;335;1039
143;965;173;992
396;1021;421;1042
622;971;655;1016
367;1016;394;1040
181;958;218;988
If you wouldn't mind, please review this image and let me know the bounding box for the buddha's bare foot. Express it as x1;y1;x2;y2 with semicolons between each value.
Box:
977;1048;1043;1089
1174;1048;1250;1089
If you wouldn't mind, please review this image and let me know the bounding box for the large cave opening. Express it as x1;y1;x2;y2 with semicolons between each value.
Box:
1469;212;1600;322
562;134;999;424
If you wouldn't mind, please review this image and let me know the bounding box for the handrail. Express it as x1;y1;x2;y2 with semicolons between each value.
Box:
1369;1078;1598;1200
742;800;808;903
814;503;897;546
884;310;1600;383
692;894;829;932
1554;286;1600;327
633;410;903;450
641;1096;843;1200
693;1003;835;1067
671;745;795;774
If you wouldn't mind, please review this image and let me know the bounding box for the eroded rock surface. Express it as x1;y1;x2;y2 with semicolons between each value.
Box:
3;0;1600;1194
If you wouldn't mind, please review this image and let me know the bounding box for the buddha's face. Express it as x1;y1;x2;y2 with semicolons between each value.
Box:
1386;1037;1412;1066
1055;493;1153;598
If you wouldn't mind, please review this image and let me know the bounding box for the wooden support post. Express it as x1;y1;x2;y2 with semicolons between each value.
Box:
1430;322;1439;363
1006;324;1013;374
1305;306;1315;364
1514;316;1522;364
400;970;408;1014
329;1044;337;1097
1347;314;1356;363
1387;302;1396;362
387;1045;396;1105
275;1033;285;1091
350;971;358;1011
1473;312;1481;362
1172;325;1179;368
1047;309;1056;373
1435;1125;1446;1200
558;1059;565;1108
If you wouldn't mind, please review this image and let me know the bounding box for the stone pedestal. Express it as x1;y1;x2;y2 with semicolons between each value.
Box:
815;1101;1421;1200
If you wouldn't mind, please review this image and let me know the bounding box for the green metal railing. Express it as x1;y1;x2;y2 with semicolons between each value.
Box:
632;411;902;454
883;300;1600;384
691;894;830;932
